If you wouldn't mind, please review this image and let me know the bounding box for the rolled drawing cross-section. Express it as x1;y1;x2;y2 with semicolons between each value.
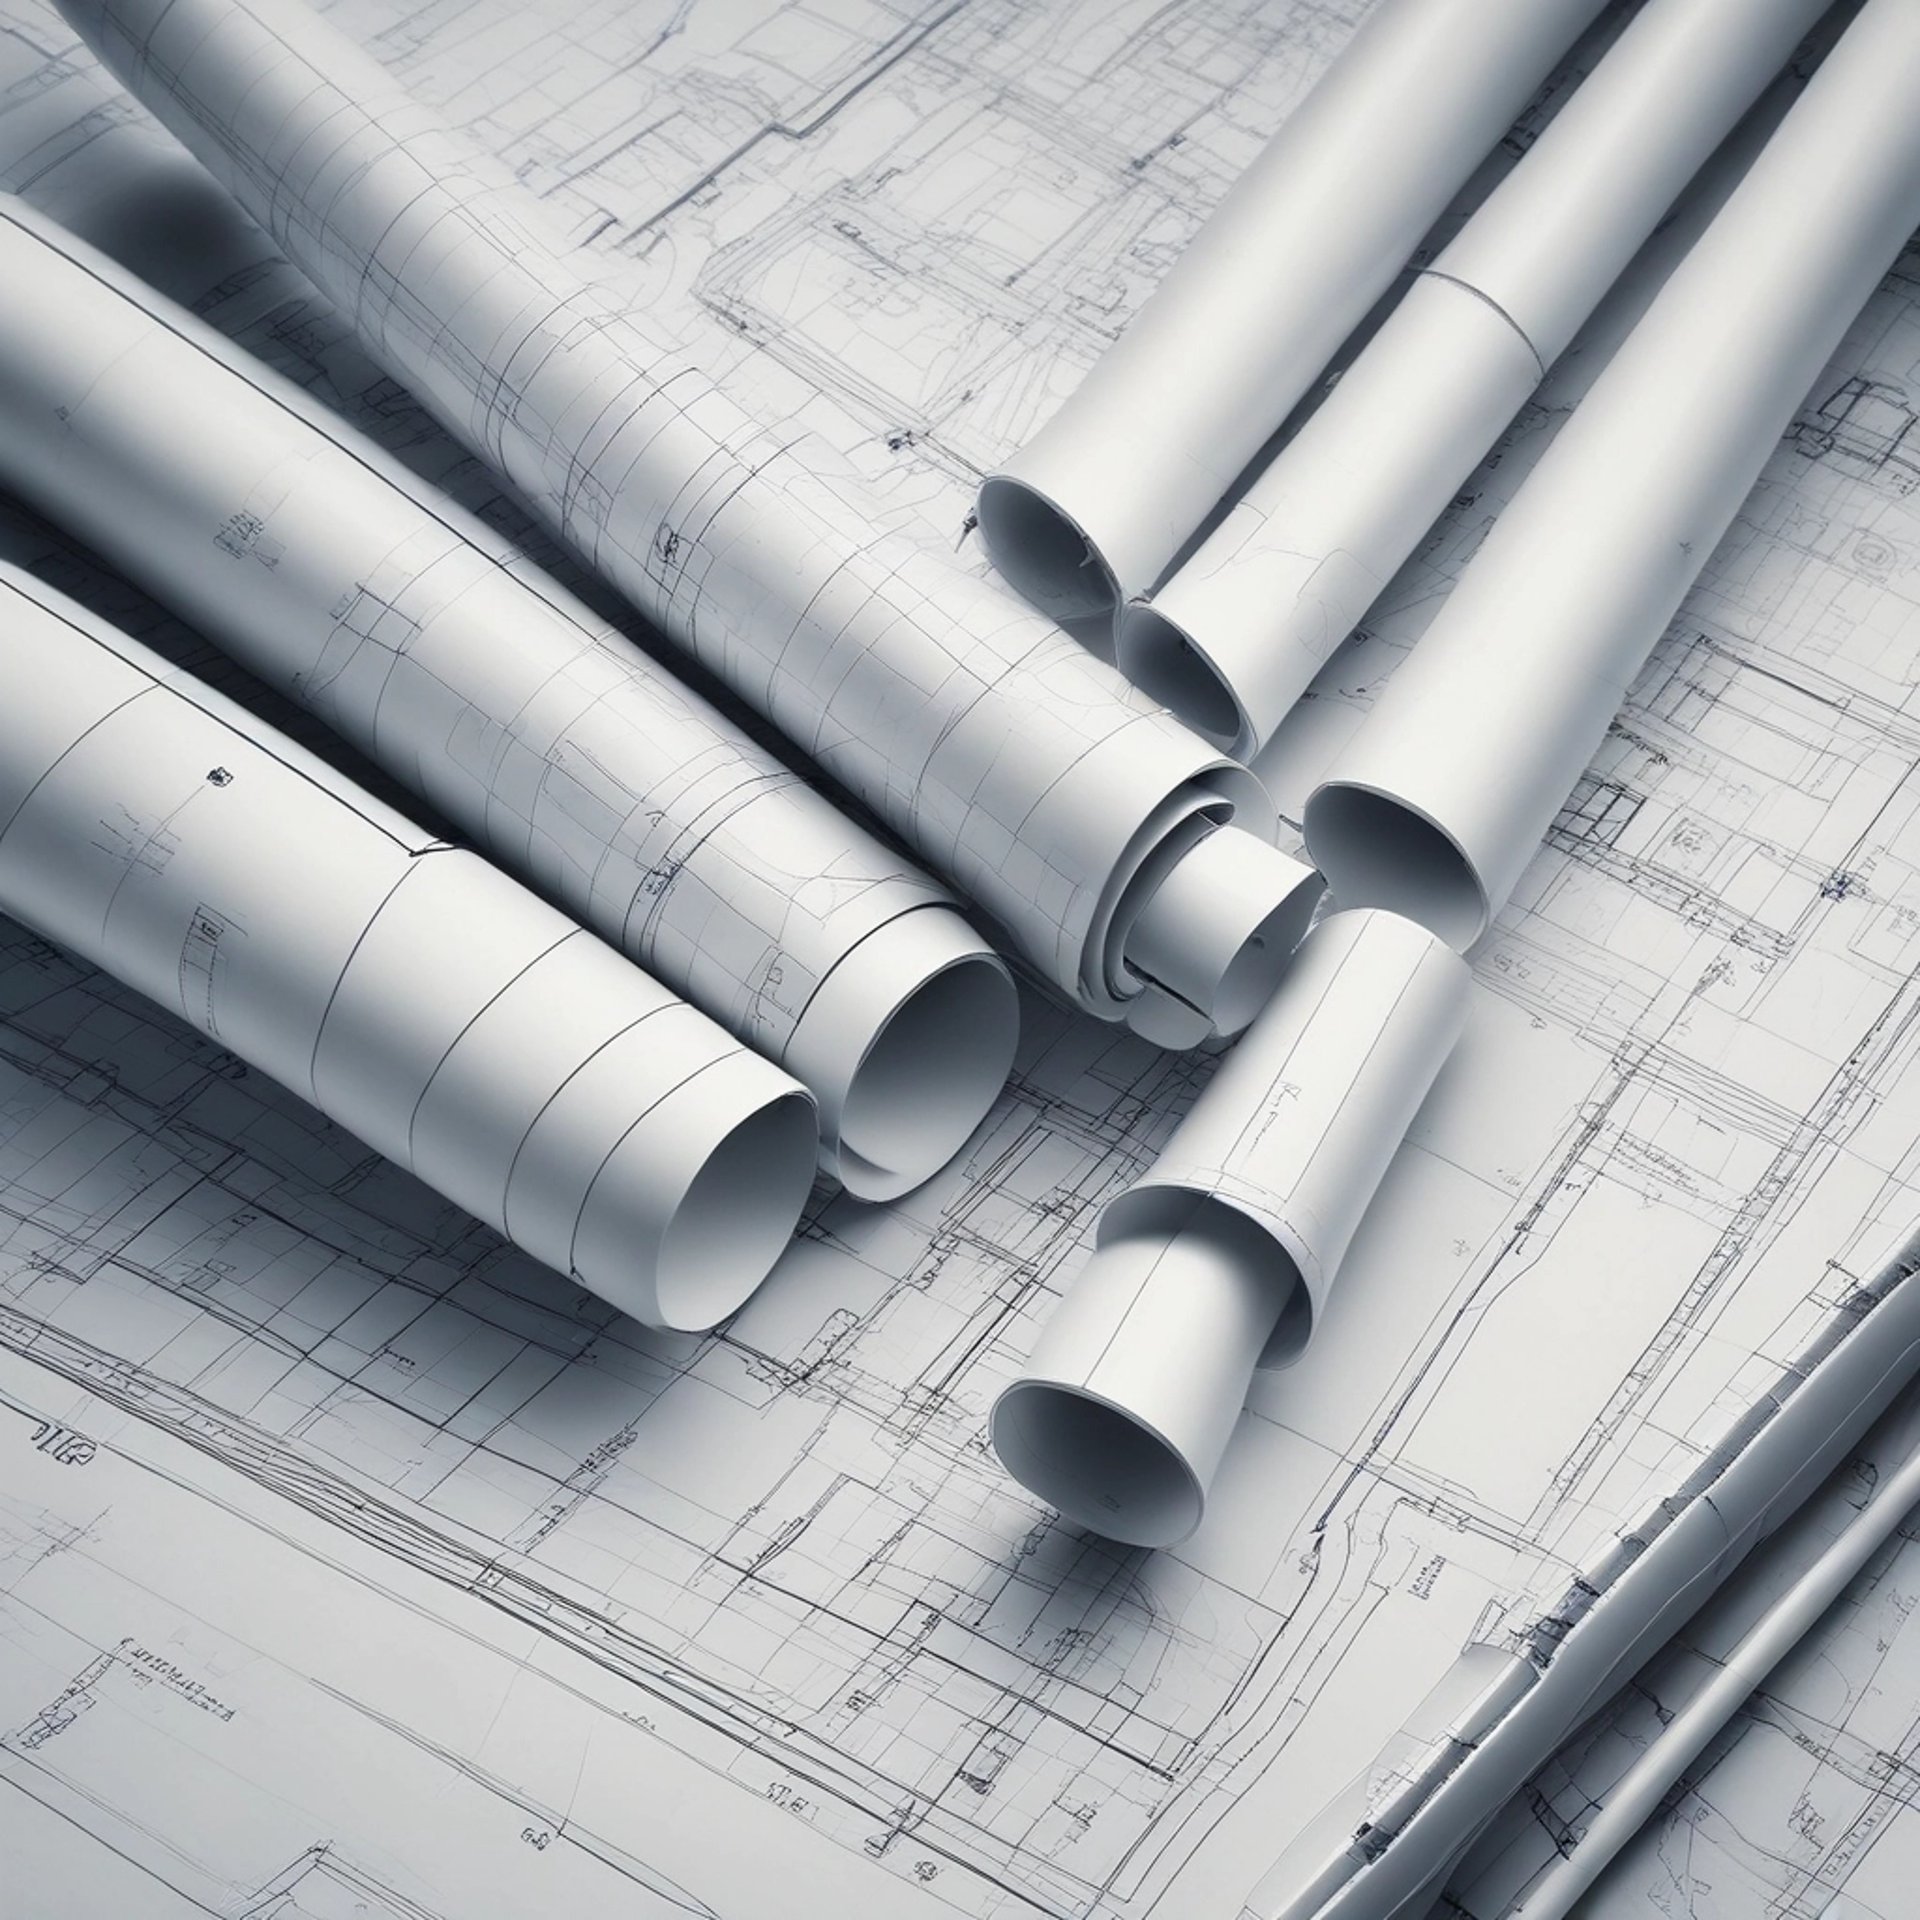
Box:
0;196;1013;1203
972;0;1610;624
1303;0;1920;955
1120;0;1831;759
0;566;818;1332
55;0;1323;1053
991;910;1469;1549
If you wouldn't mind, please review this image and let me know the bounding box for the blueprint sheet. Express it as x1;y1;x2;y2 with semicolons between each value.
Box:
3;3;1920;1917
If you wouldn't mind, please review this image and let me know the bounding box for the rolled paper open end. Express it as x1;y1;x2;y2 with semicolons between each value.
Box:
976;472;1122;622
992;1381;1208;1551
1304;780;1490;950
572;1052;818;1332
1123;826;1324;1038
991;1198;1298;1548
1117;599;1251;758
787;908;1019;1201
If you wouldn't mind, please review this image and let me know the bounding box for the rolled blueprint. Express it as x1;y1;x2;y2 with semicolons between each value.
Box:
992;910;1469;1548
0;196;1016;1202
0;567;818;1332
58;0;1323;1053
1258;1224;1920;1920
1121;0;1829;757
1513;1431;1920;1918
972;0;1609;623
1304;0;1920;953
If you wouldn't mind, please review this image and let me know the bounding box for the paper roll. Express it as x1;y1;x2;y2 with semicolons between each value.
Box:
57;0;1311;1050
993;909;1470;1546
974;0;1609;622
0;196;1013;1201
1119;0;1828;757
1305;0;1920;950
0;567;817;1330
992;1202;1291;1550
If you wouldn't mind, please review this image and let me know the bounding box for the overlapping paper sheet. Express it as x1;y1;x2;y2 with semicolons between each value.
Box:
5;3;1920;1917
1445;1376;1920;1918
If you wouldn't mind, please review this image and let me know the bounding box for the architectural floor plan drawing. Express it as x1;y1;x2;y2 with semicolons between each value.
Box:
4;3;1920;1918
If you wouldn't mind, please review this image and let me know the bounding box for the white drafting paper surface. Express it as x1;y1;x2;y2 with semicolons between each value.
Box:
0;194;1017;1204
5;4;1920;1919
50;0;1300;1054
0;569;818;1335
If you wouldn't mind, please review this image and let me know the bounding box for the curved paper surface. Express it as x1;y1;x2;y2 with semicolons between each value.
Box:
0;195;1012;1199
57;0;1282;1048
0;568;816;1329
1111;907;1471;1366
1306;0;1920;950
1125;0;1828;757
995;908;1470;1545
977;0;1608;619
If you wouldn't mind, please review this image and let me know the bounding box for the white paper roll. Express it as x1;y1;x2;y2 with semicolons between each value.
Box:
1120;0;1828;757
1305;0;1920;951
993;909;1470;1546
974;0;1609;622
992;1201;1290;1550
0;196;1013;1202
56;0;1312;1051
0;567;817;1330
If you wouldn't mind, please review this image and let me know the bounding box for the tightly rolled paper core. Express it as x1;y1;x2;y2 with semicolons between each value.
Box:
995;908;1471;1546
786;908;1019;1199
1119;825;1325;1047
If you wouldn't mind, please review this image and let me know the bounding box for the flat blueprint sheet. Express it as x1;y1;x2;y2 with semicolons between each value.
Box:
4;3;1920;1917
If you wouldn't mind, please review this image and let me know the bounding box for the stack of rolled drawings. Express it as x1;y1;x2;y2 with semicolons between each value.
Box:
4;0;1920;1913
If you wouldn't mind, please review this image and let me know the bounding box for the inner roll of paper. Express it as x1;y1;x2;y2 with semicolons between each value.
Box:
1305;0;1920;949
994;909;1471;1545
783;907;1019;1198
974;0;1610;620
1118;825;1324;1042
56;0;1293;1052
0;566;817;1330
1119;0;1829;757
0;196;1013;1199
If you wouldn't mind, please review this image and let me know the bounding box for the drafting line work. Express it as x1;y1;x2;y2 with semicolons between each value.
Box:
1305;0;1920;952
1257;1224;1920;1920
994;907;1469;1548
1121;0;1830;758
56;0;1325;1054
1450;1314;1920;1920
973;0;1609;625
0;192;1016;1201
0;564;817;1329
1513;1386;1920;1917
5;4;1920;1919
